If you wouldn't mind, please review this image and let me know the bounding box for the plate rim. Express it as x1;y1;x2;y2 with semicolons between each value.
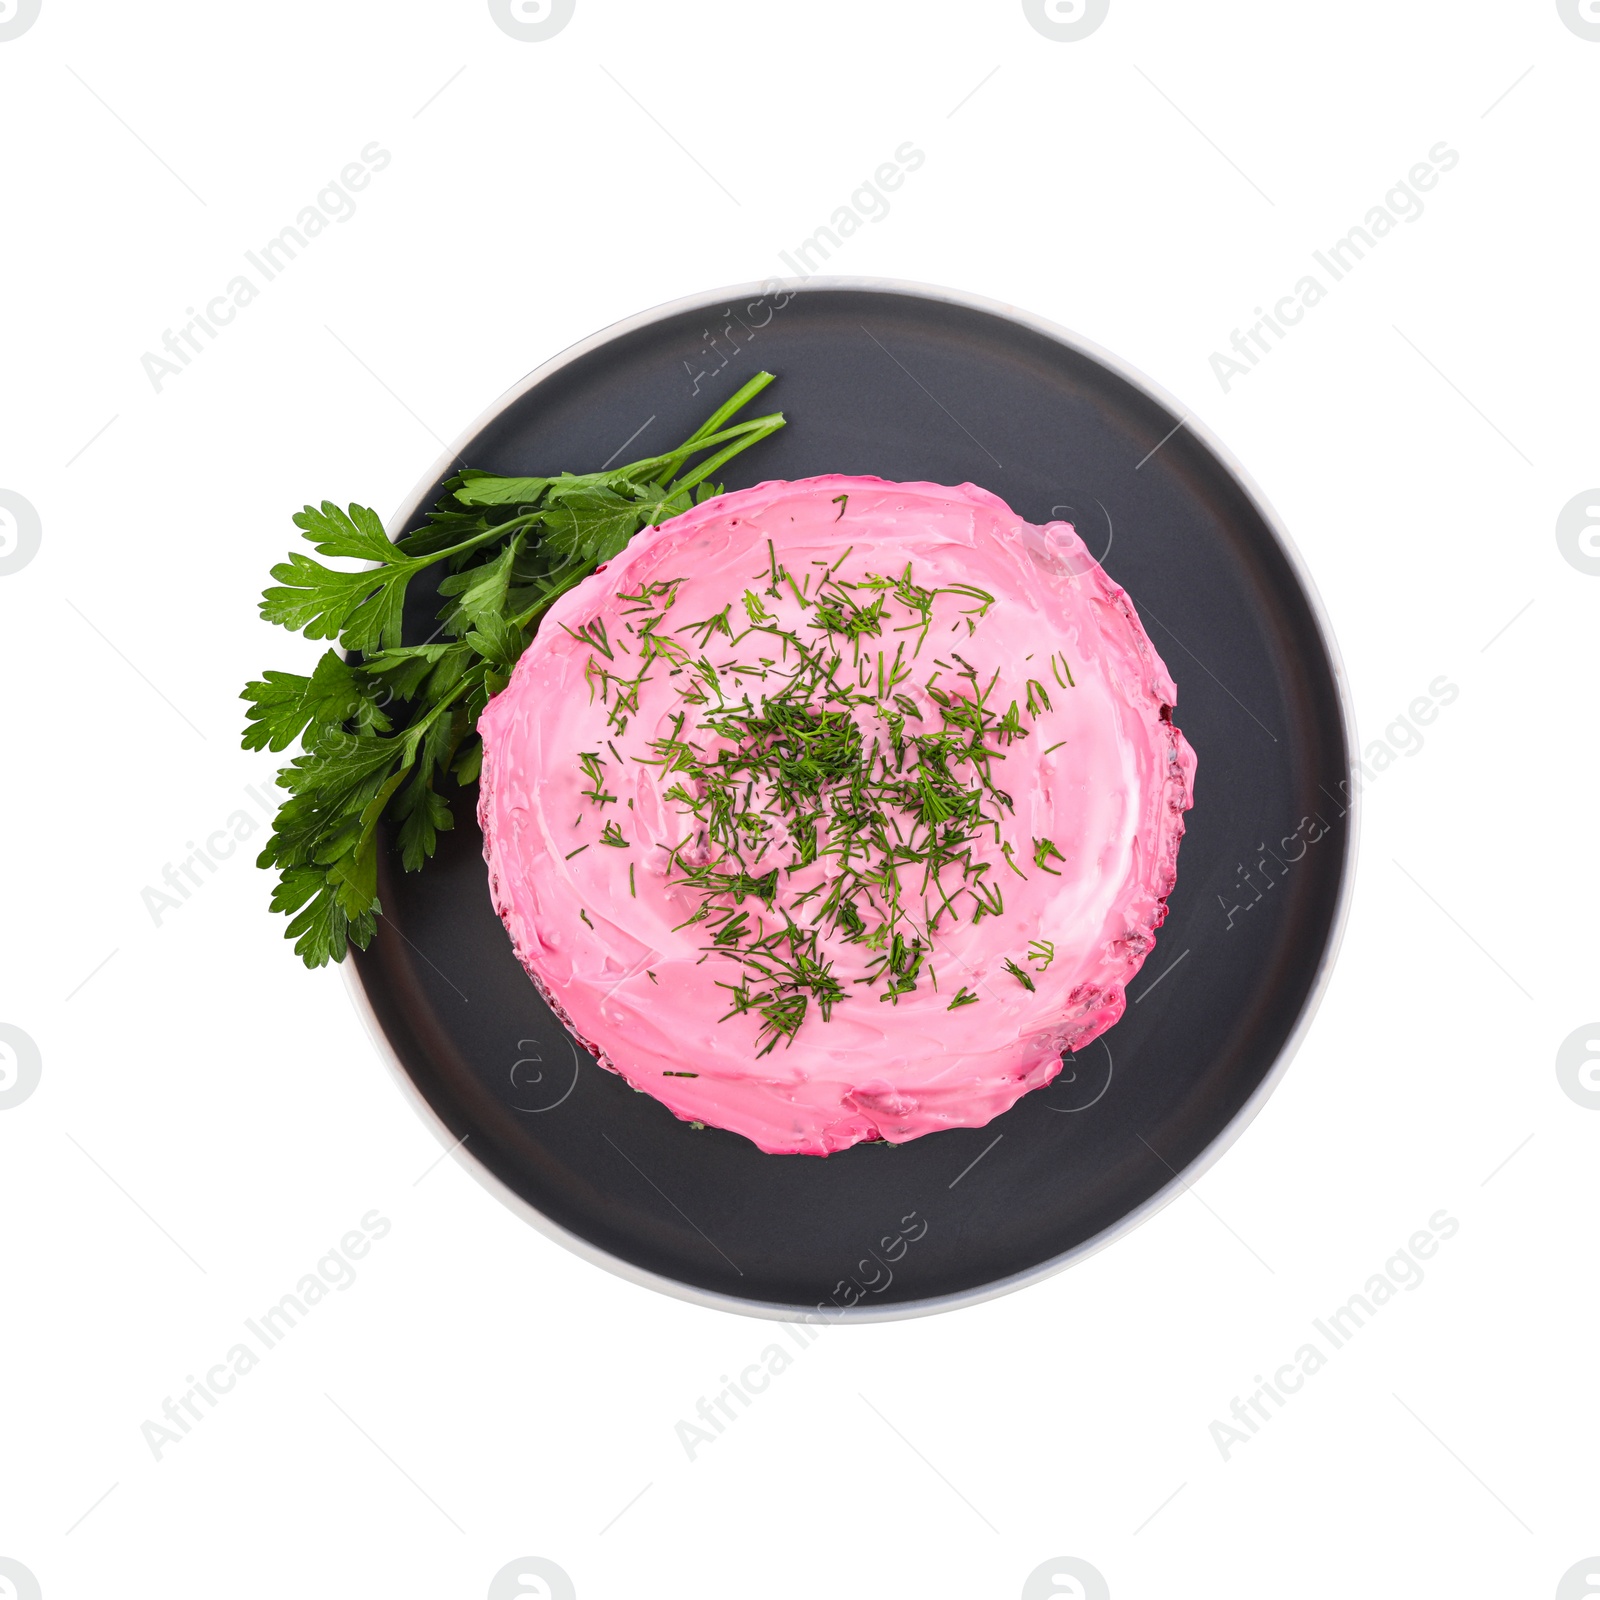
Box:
343;274;1361;1324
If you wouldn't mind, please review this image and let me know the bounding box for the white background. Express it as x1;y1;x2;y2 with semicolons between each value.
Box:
2;2;1597;1597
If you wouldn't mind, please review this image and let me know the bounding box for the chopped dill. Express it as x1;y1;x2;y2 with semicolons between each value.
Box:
1002;957;1035;992
579;550;1073;1051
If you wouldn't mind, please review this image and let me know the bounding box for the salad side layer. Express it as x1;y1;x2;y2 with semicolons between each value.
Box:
478;475;1196;1155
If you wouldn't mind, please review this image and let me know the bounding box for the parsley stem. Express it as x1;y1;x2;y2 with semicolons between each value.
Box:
616;415;783;495
654;372;778;483
405;512;543;568
651;417;787;513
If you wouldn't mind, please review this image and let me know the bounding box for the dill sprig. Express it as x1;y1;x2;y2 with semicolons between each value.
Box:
1002;957;1036;992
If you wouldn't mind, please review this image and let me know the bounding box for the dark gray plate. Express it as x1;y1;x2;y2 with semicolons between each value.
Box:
347;280;1355;1321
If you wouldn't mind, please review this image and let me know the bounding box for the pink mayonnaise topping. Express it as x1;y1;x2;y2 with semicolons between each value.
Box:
478;476;1196;1155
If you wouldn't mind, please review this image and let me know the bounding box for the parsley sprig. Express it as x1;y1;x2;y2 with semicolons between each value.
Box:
241;374;786;966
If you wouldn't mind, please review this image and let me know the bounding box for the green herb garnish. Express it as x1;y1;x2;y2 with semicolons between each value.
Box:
1033;837;1065;876
242;374;786;965
595;540;1084;1050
